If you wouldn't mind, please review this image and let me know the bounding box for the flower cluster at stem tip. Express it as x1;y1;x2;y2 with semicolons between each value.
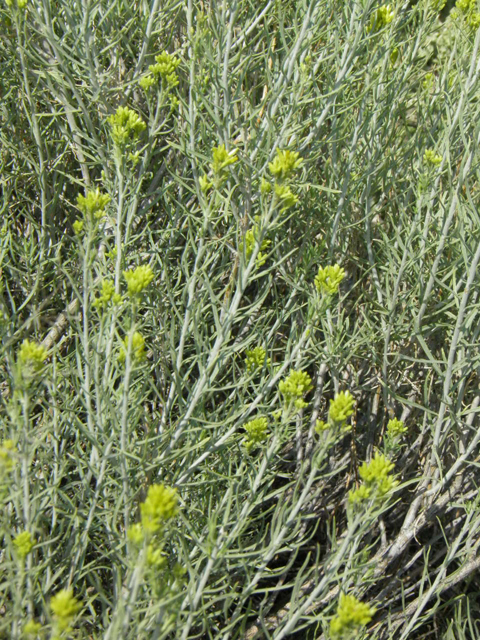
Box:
423;149;442;167
315;264;345;296
423;72;435;91
316;391;355;434
23;620;42;636
140;51;181;90
279;369;313;410
107;106;146;147
245;346;270;372
349;453;397;504
201;143;238;191
330;593;376;638
451;0;480;29
274;183;299;211
127;484;179;544
13;531;35;560
366;4;395;33
268;149;303;181
123;264;154;297
329;391;354;425
387;417;407;438
262;148;303;211
118;331;146;363
240;217;271;267
242;417;269;453
18;339;48;373
76;188;110;221
93;279;122;308
50;588;81;632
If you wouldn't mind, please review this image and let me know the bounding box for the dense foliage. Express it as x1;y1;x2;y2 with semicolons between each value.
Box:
1;0;480;638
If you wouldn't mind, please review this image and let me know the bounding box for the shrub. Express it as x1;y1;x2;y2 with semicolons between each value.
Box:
1;0;480;637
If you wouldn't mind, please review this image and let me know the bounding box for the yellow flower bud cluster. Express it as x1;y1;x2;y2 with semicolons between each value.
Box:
123;264;154;296
92;279;122;309
76;188;111;221
330;593;376;637
200;143;238;192
140;484;179;535
314;264;345;296
18;339;48;372
107;106;146;147
150;52;180;85
118;331;146;364
140;51;181;90
242;417;268;453
423;72;435;91
366;4;395;33
349;453;397;504
244;346;270;372
50;588;81;632
274;183;299;211
262;148;303;212
13;531;35;559
127;484;179;580
423;149;442;167
211;144;238;175
279;369;313;410
386;417;407;438
23;620;42;635
147;543;167;567
240;217;271;267
5;0;28;9
452;0;480;29
72;220;84;234
315;391;354;434
268;150;303;181
329;391;354;426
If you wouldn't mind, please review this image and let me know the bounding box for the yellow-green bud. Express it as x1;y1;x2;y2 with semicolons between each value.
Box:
13;531;35;559
199;174;213;193
77;188;110;220
268;149;303;181
140;484;179;533
348;484;372;504
147;543;167;567
93;279;122;308
123;265;154;296
330;593;376;637
18;339;48;371
72;220;84;234
423;149;442;167
314;264;345;296
366;4;394;33
245;346;270;371
386;417;407;437
118;331;146;363
127;523;144;545
50;589;81;630
274;183;299;211
279;370;313;409
139;74;155;90
107;106;146;147
242;417;268;452
210;144;238;175
328;391;354;426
